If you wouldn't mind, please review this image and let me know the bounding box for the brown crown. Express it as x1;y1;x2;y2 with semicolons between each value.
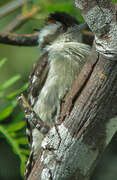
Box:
47;12;79;28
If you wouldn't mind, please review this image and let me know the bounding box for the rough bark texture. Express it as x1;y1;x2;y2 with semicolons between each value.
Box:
27;0;117;180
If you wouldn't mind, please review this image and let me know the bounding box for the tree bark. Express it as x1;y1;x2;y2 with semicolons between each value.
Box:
27;0;117;180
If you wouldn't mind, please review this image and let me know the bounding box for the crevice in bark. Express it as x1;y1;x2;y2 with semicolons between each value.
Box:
70;53;99;114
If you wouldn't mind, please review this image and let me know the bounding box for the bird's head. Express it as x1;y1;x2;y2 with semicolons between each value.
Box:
38;12;79;49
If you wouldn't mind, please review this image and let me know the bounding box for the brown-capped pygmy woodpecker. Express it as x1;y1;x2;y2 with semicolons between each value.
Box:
25;11;91;179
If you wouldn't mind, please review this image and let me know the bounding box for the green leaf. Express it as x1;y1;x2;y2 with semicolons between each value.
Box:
0;58;7;68
9;132;17;137
21;149;30;155
7;121;25;132
112;0;117;2
20;155;27;176
0;74;21;91
13;111;25;123
7;83;28;100
17;137;28;145
0;100;17;121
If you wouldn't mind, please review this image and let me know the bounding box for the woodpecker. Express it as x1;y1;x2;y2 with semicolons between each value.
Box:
25;11;91;179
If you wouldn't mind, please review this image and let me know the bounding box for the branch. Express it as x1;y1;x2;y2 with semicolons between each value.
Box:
27;1;117;180
0;0;32;18
0;32;38;46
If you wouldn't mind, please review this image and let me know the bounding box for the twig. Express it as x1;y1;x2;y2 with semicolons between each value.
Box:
17;94;50;134
0;32;38;46
0;0;32;18
1;7;38;34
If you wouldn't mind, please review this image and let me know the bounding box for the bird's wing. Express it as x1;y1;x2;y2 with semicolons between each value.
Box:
28;52;49;107
26;52;49;146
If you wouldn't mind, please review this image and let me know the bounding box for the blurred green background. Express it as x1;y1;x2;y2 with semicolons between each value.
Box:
0;0;117;180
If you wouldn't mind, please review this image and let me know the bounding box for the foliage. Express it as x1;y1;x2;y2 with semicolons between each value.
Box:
0;58;28;177
112;0;117;2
